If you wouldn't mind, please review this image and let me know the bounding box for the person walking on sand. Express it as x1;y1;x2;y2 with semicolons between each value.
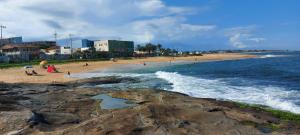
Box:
67;71;71;76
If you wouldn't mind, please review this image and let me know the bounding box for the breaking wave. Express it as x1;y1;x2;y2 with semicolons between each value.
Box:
155;71;300;114
259;54;288;58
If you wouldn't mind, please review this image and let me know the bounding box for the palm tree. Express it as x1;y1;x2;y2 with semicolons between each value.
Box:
145;43;153;54
157;44;162;55
136;45;141;51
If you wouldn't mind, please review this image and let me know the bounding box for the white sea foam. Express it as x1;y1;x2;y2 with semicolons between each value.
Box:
259;54;288;58
155;71;300;114
70;68;300;114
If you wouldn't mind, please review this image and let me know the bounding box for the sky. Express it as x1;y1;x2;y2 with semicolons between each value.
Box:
0;0;299;50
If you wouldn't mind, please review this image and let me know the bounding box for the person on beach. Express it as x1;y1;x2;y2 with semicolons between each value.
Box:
25;70;39;76
47;65;59;73
51;65;58;72
67;71;71;76
32;70;38;75
25;71;33;76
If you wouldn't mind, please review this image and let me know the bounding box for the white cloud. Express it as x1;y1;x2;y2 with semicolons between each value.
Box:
224;26;266;48
0;0;214;44
181;24;216;32
248;37;266;43
229;33;247;48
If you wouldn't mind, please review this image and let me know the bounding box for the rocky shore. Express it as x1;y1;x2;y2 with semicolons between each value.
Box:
0;77;299;135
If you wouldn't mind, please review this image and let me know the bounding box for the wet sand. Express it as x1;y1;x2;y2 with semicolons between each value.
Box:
0;53;255;84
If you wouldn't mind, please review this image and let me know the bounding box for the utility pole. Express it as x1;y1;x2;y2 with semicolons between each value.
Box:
69;34;73;54
54;31;58;45
0;25;6;39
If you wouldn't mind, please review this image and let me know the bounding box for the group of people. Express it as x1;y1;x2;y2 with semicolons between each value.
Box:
24;64;60;76
24;61;91;77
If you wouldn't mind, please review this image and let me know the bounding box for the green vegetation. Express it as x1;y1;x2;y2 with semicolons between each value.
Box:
233;102;300;122
0;58;109;69
240;120;257;126
94;100;102;116
0;61;40;69
240;120;281;131
266;123;281;131
136;43;178;56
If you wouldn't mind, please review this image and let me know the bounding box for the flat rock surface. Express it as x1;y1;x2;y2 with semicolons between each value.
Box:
0;77;299;135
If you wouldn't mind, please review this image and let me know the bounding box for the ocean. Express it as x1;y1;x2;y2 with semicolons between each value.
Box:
71;51;300;114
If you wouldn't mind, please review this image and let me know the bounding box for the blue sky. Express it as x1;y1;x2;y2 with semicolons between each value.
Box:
0;0;299;50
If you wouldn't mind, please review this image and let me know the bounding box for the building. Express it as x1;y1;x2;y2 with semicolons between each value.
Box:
44;46;60;55
71;39;94;48
71;39;94;52
0;55;9;62
0;37;23;46
60;46;72;55
0;52;9;62
0;44;40;61
82;39;94;48
94;40;134;57
80;39;94;52
22;41;56;49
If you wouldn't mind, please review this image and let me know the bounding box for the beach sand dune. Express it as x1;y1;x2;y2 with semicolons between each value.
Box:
0;53;255;84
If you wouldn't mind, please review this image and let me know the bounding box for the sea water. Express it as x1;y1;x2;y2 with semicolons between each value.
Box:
72;51;300;114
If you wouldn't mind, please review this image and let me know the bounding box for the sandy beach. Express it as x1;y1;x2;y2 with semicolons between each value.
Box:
0;53;255;84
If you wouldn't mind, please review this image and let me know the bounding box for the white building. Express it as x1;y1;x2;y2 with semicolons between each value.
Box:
43;46;60;55
60;46;71;55
94;40;109;52
80;47;90;52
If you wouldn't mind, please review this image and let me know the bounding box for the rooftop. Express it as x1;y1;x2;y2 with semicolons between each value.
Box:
0;44;39;50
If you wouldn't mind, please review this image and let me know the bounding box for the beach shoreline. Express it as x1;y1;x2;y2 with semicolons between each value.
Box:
2;53;300;134
0;53;256;84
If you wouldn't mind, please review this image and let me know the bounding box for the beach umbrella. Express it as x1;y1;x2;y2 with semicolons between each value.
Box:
40;60;48;66
40;60;48;69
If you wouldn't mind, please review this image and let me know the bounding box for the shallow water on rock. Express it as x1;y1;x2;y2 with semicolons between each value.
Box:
91;94;136;109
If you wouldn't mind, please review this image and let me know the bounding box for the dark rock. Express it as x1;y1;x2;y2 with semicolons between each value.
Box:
48;83;67;87
27;111;49;127
131;128;144;134
256;125;273;133
0;88;9;91
267;118;280;124
42;112;80;125
86;77;139;85
208;108;223;112
176;120;190;128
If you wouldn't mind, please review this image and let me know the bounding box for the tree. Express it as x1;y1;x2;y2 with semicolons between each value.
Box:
145;43;157;54
136;44;141;51
157;44;162;55
88;45;97;59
